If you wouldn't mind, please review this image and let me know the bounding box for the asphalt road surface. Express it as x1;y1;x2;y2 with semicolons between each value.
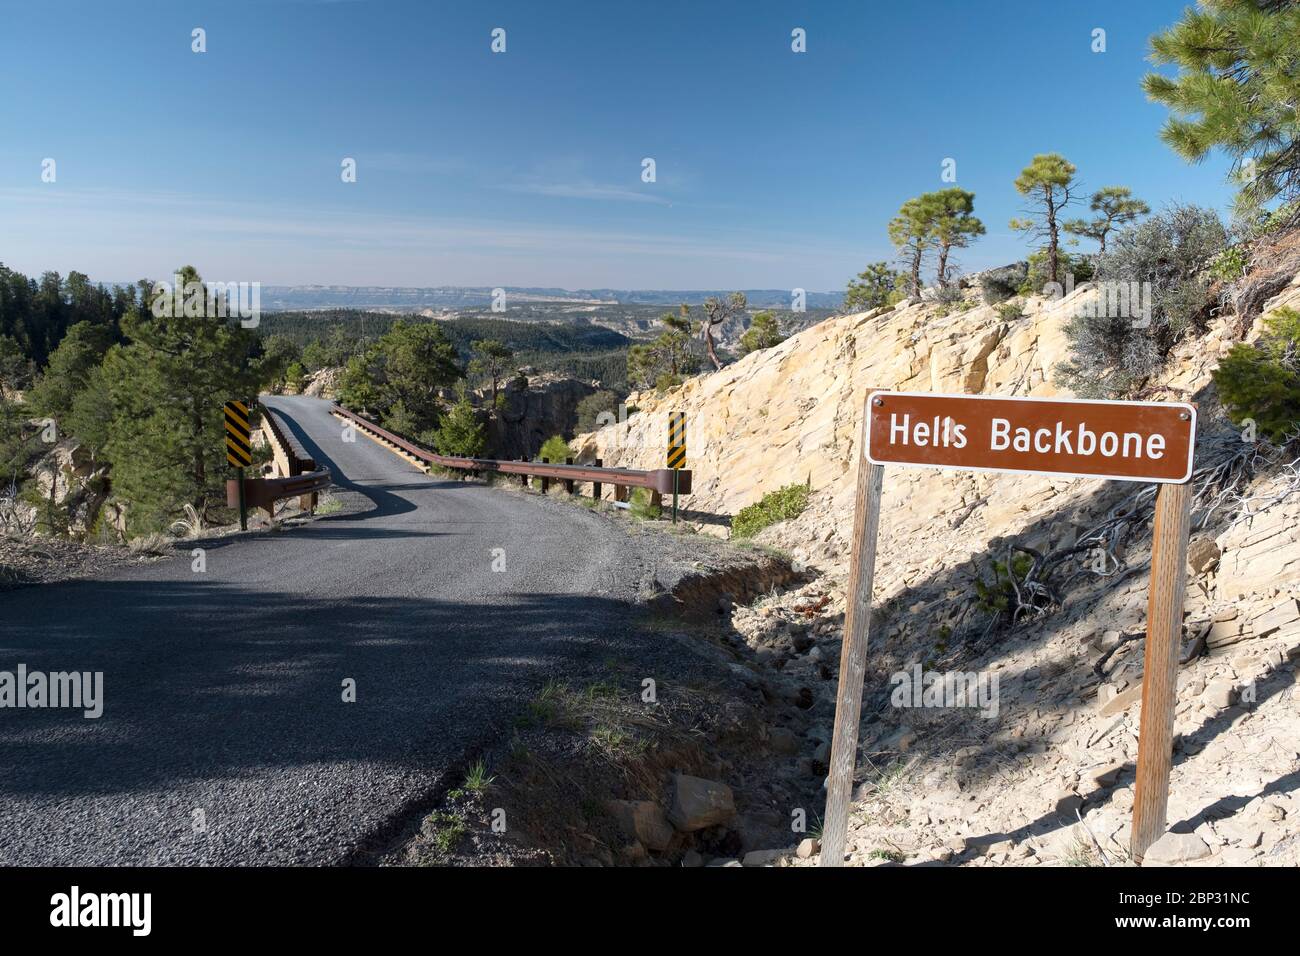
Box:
0;396;679;865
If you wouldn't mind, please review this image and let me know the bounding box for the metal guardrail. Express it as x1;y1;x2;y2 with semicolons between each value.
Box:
225;402;332;516
330;403;691;499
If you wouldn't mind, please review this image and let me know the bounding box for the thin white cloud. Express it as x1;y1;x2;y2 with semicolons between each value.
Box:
502;180;674;206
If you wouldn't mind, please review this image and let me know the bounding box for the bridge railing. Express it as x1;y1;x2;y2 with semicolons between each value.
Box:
225;402;332;516
330;403;691;500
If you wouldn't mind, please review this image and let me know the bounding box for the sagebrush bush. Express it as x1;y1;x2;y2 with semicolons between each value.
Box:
731;482;810;539
1213;307;1300;442
1055;204;1227;398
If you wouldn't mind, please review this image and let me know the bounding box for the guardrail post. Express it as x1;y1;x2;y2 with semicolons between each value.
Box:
518;458;527;487
541;458;550;494
564;457;575;494
593;458;602;500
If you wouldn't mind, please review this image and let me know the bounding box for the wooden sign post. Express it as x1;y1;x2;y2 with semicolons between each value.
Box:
821;391;1196;866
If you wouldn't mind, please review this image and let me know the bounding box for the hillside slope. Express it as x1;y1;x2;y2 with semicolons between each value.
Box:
575;279;1300;867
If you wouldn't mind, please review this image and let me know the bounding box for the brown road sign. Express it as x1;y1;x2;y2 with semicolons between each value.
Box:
865;390;1195;483
225;400;253;468
667;411;686;469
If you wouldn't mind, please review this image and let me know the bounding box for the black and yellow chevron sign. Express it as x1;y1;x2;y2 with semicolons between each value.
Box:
667;411;686;470
225;400;253;468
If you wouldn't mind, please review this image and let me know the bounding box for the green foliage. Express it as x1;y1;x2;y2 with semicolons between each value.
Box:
433;397;486;458
0;334;34;396
0;398;40;490
1010;153;1079;287
889;195;938;296
24;321;112;419
337;320;461;434
0;265;134;369
628;486;661;520
300;323;360;371
538;434;573;463
1144;0;1300;212
973;553;1033;618
284;361;307;392
256;334;300;391
843;262;903;312
738;311;784;356
996;301;1026;321
97;266;268;533
1019;249;1093;295
627;306;700;389
1063;186;1150;255
1213;307;1300;442
928;187;985;285
1056;204;1227;397
467;338;514;404
731;482;811;539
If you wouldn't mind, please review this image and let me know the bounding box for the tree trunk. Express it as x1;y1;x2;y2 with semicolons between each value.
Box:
937;244;951;287
1045;187;1059;287
910;248;923;296
704;327;723;371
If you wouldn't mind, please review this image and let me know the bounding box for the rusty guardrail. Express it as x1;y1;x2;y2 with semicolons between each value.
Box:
227;468;331;516
331;403;691;500
226;403;331;516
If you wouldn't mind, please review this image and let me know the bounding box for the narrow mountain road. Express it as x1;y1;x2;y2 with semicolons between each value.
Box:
0;396;690;865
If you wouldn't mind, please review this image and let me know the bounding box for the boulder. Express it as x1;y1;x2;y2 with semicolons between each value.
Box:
667;774;736;832
1141;831;1212;865
606;799;674;851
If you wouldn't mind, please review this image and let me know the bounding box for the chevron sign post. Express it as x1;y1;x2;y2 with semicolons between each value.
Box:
225;399;253;531
667;412;686;524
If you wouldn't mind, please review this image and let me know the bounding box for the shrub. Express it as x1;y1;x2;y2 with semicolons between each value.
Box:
996;301;1025;321
1213;307;1300;443
628;487;661;520
974;553;1033;619
979;263;1028;304
538;434;573;463
731;482;811;539
433;398;486;458
1055;204;1227;398
1019;250;1093;296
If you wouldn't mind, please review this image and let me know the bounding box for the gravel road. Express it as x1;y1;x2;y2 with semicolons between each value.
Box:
0;396;716;865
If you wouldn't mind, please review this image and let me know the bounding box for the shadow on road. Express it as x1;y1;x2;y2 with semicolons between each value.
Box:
0;581;698;803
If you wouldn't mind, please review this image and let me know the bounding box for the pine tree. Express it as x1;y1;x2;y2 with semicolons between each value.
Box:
627;306;699;388
434;397;486;458
843;262;901;312
98;266;266;531
1010;153;1079;288
928;188;985;285
1063;186;1150;255
888;195;939;296
1144;0;1300;213
467;339;514;406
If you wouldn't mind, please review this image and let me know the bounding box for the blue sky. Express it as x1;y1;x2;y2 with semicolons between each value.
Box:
0;0;1235;291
